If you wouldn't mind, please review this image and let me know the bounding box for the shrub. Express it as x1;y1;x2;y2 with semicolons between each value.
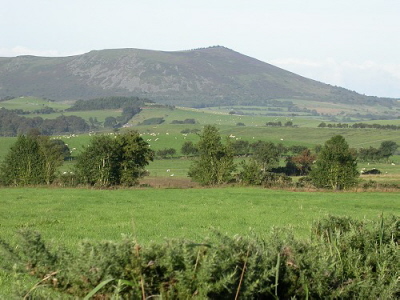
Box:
296;176;313;188
171;119;196;124
138;118;165;125
156;148;176;159
0;216;398;299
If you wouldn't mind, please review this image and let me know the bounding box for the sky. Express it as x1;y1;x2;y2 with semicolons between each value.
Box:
1;0;400;98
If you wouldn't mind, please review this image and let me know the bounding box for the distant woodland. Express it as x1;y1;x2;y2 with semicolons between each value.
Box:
0;109;89;136
66;96;151;111
0;96;150;136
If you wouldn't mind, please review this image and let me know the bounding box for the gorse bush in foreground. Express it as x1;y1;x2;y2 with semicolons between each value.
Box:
0;215;398;299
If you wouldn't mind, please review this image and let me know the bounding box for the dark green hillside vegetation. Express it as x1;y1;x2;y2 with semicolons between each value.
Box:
0;96;155;134
0;215;398;299
319;122;400;130
0;108;89;136
66;96;151;111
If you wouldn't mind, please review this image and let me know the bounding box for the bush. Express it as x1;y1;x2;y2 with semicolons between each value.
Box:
138;118;165;125
171;118;196;124
156;148;176;159
296;176;313;188
0;216;398;299
0;216;400;299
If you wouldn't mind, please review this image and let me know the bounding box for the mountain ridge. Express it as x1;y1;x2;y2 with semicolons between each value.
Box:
0;46;397;108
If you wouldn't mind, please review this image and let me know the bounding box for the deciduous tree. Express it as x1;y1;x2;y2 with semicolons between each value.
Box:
251;141;281;172
188;125;235;185
181;141;198;157
291;149;316;176
75;130;154;186
379;141;398;161
310;135;358;190
0;133;65;186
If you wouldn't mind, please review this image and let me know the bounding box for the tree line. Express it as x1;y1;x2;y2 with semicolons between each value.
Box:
0;96;152;135
182;134;397;165
0;108;90;136
66;96;151;111
4;106;58;115
318;122;400;130
186;125;398;189
1;126;398;189
0;130;154;187
358;141;399;162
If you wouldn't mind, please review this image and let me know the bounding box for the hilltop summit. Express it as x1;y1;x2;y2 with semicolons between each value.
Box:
0;46;395;107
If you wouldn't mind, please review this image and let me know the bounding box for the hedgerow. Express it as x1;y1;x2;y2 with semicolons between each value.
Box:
0;215;398;299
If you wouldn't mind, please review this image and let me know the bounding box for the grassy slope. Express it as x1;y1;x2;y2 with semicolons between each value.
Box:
0;96;70;111
131;107;400;148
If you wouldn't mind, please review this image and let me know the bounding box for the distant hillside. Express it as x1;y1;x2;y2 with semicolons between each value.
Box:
0;46;397;108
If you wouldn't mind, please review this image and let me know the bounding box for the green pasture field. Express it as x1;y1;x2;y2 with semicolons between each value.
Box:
42;124;400;158
1;97;121;123
290;99;393;116
0;187;398;298
197;105;314;118
362;118;400;125
0;105;399;184
1;123;399;183
0;137;17;160
0;97;70;111
198;100;396;120
128;106;400;146
0;187;398;247
134;124;400;151
132;106;325;128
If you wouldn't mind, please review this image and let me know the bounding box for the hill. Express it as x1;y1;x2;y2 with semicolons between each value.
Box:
0;46;398;109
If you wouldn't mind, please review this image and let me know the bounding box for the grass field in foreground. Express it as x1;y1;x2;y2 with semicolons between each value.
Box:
0;187;398;249
0;187;398;298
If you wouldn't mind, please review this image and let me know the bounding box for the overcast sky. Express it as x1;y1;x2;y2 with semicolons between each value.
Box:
1;0;400;98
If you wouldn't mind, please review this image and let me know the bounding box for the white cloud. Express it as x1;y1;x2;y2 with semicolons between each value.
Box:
271;58;400;98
